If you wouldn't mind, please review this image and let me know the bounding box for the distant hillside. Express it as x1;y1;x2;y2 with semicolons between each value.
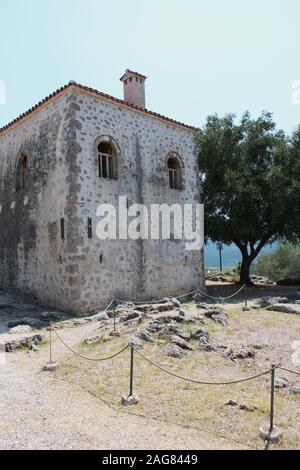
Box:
204;241;276;269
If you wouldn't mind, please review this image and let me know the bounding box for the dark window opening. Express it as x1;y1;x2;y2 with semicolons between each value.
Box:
87;217;92;238
98;141;117;180
167;157;182;190
16;154;28;192
60;218;65;240
99;254;103;264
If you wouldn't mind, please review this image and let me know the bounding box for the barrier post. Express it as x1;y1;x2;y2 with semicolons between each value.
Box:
269;364;276;433
113;306;116;332
49;323;52;364
242;286;250;312
121;345;139;406
130;345;134;396
44;322;58;371
259;365;283;443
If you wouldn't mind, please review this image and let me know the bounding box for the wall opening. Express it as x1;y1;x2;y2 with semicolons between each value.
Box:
60;218;65;240
16;154;28;192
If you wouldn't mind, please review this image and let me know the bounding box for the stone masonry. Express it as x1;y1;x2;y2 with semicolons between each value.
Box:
0;71;205;314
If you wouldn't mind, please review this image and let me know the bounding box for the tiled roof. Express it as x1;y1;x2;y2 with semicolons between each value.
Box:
0;81;198;136
120;69;148;81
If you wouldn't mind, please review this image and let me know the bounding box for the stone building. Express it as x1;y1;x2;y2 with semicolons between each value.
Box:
0;70;205;313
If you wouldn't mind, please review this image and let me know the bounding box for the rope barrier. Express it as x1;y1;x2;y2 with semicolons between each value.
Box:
133;347;272;385
114;284;246;306
195;284;246;301
278;366;300;377
52;327;129;362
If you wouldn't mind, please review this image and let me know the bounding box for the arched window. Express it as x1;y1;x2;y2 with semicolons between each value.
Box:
167;156;182;190
16;154;27;192
97;141;118;180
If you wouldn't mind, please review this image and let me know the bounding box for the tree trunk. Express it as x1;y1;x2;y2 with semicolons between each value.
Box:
239;255;254;286
233;237;271;287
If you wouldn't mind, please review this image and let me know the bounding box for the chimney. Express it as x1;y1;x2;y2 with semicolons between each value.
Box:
120;69;147;109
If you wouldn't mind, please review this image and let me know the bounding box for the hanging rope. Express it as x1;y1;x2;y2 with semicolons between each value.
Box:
133;347;272;385
52;327;129;362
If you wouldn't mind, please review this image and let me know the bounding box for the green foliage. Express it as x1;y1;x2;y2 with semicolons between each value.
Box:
252;243;300;281
196;111;300;283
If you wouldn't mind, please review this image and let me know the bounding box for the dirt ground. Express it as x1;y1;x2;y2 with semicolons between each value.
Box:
0;284;299;450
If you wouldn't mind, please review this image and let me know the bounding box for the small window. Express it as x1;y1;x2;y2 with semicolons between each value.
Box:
168;157;182;190
16;154;27;192
97;142;117;180
87;217;92;238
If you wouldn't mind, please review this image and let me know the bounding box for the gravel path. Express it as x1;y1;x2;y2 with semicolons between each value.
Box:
0;326;246;450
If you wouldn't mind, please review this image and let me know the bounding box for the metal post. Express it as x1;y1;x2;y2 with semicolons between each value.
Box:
113;307;116;332
129;345;134;396
49;323;52;364
269;364;276;434
244;287;248;308
219;247;223;272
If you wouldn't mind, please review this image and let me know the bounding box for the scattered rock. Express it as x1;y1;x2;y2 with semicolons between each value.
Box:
134;329;154;343
147;321;162;333
222;347;234;358
203;308;230;326
196;302;214;310
40;311;66;321
164;343;187;359
266;304;300;315
225;399;238;406
8;317;47;329
199;336;215;352
96;312;109;321
236;345;255;359
252;343;269;350
171;335;193;350
4;333;46;352
176;331;191;341
275;377;289;389
43;362;59;372
242;306;250;312
178;310;185;317
109;330;120;337
170;297;182;308
225;400;256;412
129;338;144;350
121;394;139;406
158;322;181;338
157;314;187;324
190;327;209;340
239;404;256;412
119;311;141;323
291;387;300;395
84;336;102;345
9;325;33;335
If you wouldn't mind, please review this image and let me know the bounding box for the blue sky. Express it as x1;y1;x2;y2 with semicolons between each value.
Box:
1;0;300;132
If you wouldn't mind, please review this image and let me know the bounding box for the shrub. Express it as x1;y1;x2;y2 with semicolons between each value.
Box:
251;243;300;281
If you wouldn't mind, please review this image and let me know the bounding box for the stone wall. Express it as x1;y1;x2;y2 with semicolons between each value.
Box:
0;92;83;311
66;89;205;312
0;87;205;314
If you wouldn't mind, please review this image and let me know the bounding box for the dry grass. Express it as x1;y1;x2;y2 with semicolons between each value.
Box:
54;303;300;450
